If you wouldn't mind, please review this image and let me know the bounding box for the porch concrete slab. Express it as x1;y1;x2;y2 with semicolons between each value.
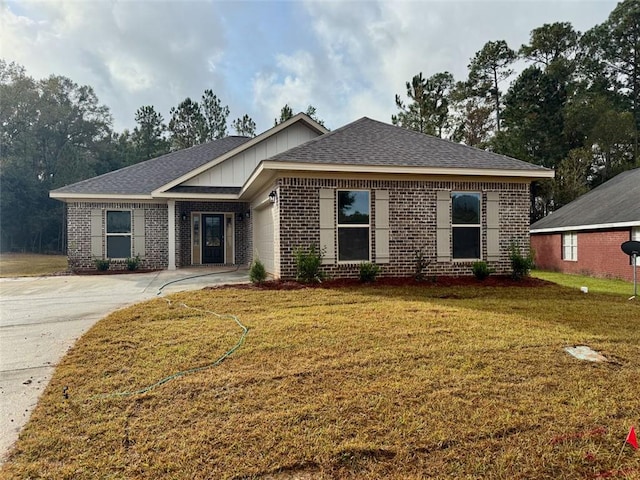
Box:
0;267;248;463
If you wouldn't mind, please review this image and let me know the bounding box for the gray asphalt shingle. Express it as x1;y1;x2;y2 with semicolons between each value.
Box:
531;168;640;230
268;117;550;172
51;136;251;195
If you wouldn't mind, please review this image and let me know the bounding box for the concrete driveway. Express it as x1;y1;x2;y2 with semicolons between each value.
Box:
0;267;248;462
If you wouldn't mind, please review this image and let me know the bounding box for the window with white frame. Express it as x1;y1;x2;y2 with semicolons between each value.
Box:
106;210;132;258
562;232;577;261
633;227;640;266
337;190;370;262
451;192;481;259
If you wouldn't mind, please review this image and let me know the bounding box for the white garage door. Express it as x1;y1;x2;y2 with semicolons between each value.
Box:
253;204;275;275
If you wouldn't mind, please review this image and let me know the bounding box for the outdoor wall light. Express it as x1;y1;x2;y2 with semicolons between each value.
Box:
245;211;251;219
268;190;277;203
181;213;188;221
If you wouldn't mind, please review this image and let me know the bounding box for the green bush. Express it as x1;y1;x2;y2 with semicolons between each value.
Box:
94;258;110;271
126;255;141;271
472;261;493;280
509;242;535;280
359;262;381;283
294;245;325;283
414;247;431;281
249;259;267;284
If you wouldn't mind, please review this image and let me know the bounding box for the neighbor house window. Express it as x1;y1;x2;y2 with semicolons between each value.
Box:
451;192;481;259
633;228;640;266
337;190;370;261
562;232;577;261
106;210;132;258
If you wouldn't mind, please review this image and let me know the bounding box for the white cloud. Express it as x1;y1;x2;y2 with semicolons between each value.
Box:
2;0;619;134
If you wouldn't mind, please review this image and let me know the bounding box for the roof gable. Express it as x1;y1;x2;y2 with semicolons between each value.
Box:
50;113;327;199
531;168;640;232
50;136;250;197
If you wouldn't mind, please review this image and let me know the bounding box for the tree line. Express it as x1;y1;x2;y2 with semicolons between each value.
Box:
393;0;639;219
1;0;637;253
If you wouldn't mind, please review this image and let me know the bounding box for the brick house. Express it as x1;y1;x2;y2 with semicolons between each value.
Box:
530;168;640;282
51;114;553;278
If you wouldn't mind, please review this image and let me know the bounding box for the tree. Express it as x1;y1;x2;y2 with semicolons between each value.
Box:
132;105;170;161
201;89;230;141
304;105;326;127
274;104;294;126
274;104;326;127
467;40;517;133
232;114;256;137
520;22;579;67
497;66;568;168
168;98;205;150
450;81;493;147
580;0;640;163
0;61;113;252
553;147;591;207
392;71;455;137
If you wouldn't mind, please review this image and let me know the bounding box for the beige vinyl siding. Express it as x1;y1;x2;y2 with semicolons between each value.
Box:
183;123;321;187
319;189;336;265
253;204;275;274
375;190;390;263
486;192;500;261
436;190;451;262
90;209;103;257
132;209;146;258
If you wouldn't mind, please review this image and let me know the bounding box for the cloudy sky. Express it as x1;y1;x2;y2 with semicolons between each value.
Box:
2;0;618;134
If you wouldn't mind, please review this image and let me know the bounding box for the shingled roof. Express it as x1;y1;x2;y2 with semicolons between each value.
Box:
268;117;550;172
531;168;640;232
51;136;250;196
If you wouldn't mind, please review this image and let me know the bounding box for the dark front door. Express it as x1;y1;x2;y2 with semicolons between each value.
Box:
202;214;224;264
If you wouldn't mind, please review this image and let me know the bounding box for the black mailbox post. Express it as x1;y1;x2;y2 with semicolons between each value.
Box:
621;240;640;300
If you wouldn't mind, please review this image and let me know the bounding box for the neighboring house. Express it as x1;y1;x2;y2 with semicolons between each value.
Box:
530;168;640;282
51;114;553;278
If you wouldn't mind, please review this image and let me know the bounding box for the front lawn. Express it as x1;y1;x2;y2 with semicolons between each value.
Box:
532;270;636;297
0;253;68;277
2;283;639;479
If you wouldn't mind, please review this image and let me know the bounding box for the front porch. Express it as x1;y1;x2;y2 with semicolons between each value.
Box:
171;200;251;270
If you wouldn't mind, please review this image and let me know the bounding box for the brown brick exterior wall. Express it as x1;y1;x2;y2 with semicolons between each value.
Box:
67;202;168;271
276;178;531;279
531;229;637;282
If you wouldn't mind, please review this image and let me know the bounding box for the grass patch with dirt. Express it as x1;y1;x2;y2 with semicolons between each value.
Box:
2;283;640;479
0;253;68;277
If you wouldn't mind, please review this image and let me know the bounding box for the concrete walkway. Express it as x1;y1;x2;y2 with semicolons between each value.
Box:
0;267;248;462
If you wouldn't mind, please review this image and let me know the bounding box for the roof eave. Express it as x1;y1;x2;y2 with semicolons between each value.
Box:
531;220;640;234
239;161;554;200
154;192;240;201
257;161;554;179
50;192;155;202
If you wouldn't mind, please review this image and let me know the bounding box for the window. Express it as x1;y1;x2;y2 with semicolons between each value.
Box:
633;228;640;266
451;192;481;259
562;232;577;261
337;190;370;261
106;210;132;258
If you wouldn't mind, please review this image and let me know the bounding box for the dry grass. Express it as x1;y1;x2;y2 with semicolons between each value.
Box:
0;253;68;277
2;284;640;479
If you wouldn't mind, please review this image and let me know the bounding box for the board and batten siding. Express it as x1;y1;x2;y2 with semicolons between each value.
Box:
183;123;321;187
